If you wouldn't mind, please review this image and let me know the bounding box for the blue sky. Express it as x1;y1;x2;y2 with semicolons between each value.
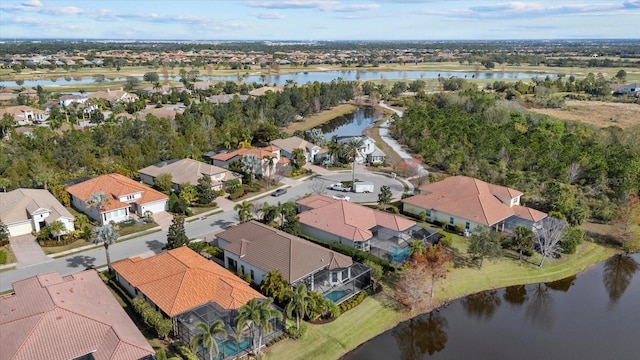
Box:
1;0;639;40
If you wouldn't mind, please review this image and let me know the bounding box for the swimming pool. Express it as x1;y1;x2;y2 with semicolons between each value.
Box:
218;337;252;359
324;289;353;303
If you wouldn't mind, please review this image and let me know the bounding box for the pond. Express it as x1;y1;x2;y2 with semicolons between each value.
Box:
0;70;556;87
320;107;383;140
341;253;640;360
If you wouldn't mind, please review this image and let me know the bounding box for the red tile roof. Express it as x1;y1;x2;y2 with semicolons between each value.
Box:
404;176;543;226
211;147;281;162
0;271;154;360
297;195;415;242
111;247;264;317
67;173;168;212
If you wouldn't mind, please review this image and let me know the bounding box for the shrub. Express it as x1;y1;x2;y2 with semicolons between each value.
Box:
205;245;223;259
175;342;199;360
432;220;444;228
0;250;7;265
418;212;427;222
229;188;245;200
454;224;465;234
560;227;583;254
286;322;307;339
439;233;452;248
188;241;207;253
131;297;171;338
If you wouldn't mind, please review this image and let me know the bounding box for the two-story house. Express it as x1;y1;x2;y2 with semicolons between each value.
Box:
211;145;289;179
270;136;327;164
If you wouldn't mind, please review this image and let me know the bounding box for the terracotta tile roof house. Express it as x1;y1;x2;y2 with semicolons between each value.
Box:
211;146;289;178
67;173;168;225
296;195;416;251
0;105;49;125
270;136;327;163
402;175;547;233
88;88;139;104
139;158;239;191
216;220;353;284
0;271;155;360
0;188;75;237
112;247;264;318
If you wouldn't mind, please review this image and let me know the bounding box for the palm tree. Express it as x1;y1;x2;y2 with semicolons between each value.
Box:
47;220;66;242
234;201;254;223
260;270;289;303
262;155;277;185
86;191;110;214
190;320;227;360
91;224;118;271
236;298;282;355
285;283;313;331
260;202;278;225
409;240;426;256
343;137;364;185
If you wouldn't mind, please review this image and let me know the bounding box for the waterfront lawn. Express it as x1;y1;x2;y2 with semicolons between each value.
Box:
284;104;356;134
264;239;616;360
265;296;404;360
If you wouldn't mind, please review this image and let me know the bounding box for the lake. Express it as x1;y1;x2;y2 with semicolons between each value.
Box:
341;253;640;360
0;70;556;87
320;107;383;140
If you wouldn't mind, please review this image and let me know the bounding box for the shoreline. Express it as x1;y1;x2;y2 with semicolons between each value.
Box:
265;242;618;360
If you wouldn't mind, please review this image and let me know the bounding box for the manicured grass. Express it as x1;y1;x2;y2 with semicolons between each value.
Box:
265;296;404;360
42;239;90;255
189;205;219;216
265;239;616;360
283;104;357;134
0;245;17;265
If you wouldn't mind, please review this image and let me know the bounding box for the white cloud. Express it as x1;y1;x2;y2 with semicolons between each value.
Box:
21;0;42;7
256;11;286;19
245;0;380;12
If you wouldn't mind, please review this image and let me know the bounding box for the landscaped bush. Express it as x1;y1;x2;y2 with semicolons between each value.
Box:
299;234;396;272
131;297;172;338
188;241;207;253
119;219;136;228
286;322;308;339
205;245;224;259
339;291;367;313
0;250;7;265
174;342;199;360
229;188;245;200
38;237;78;247
267;334;288;347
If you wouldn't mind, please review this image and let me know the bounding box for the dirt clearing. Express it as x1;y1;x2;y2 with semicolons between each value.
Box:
530;100;640;129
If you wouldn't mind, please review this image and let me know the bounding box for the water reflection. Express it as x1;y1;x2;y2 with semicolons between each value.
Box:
503;285;527;306
393;312;448;359
545;275;576;292
461;289;501;320
602;254;639;307
320;107;382;139
524;283;554;328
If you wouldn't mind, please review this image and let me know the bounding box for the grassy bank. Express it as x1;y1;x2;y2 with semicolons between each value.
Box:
284;104;356;135
265;240;616;360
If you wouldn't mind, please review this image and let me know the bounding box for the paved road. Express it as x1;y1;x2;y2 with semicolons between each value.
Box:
378;101;428;178
0;172;407;292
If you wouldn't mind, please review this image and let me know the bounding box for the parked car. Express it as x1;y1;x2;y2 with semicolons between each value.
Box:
332;194;351;201
33;120;43;125
330;183;351;192
271;188;287;197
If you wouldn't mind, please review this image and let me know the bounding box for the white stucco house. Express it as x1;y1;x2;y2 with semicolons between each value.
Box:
0;188;75;237
270;136;327;164
66;174;168;225
336;136;385;165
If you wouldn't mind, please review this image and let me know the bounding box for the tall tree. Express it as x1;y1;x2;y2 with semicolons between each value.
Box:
234;201;254;223
236;298;281;355
395;257;431;314
91;224;118;270
535;217;567;267
422;243;452;298
468;227;502;267
513;226;533;260
165;216;189;250
291;148;307;170
612;194;640;251
343;137;364;185
190;320;227;360
196;175;217;205
378;185;392;206
260;270;289;304
285;283;313;331
0;221;9;242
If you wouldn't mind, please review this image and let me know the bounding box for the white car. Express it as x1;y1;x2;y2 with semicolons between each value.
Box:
332;194;351;201
330;183;351;192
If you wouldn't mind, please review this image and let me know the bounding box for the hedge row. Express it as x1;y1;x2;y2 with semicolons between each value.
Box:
131;297;172;338
299;234;396;272
339;291;366;313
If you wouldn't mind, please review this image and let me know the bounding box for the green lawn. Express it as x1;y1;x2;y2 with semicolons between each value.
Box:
117;222;158;237
265;239;616;360
0;245;17;265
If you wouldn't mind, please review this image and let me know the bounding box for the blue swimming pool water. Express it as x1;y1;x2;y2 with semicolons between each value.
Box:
389;247;410;262
217;338;252;359
325;289;353;302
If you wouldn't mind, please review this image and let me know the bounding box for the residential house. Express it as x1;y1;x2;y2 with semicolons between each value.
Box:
401;175;548;234
270;136;327;164
215;221;371;303
58;94;88;107
0;271;155;360
112;247;280;359
211;145;289;179
0;105;49;125
207;94;249;105
0;188;75;237
248;86;284;96
296;195;433;264
88;88;139;104
138;158;239;191
336;135;385;165
136;107;178;122
0;89;17;105
66;173;168;225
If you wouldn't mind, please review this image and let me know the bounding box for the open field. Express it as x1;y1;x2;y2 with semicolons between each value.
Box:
283;104;357;134
530;100;640;129
265;238;617;360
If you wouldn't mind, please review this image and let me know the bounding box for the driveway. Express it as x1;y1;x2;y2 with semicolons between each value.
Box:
153;211;174;230
9;234;51;268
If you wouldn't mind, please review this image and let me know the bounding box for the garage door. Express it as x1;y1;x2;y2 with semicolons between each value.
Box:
140;200;168;215
9;222;34;237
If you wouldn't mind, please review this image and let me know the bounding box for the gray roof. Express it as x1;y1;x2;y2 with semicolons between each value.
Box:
0;188;74;224
216;221;353;283
138;158;236;186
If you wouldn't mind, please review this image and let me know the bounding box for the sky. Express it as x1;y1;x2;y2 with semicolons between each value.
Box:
1;0;639;41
